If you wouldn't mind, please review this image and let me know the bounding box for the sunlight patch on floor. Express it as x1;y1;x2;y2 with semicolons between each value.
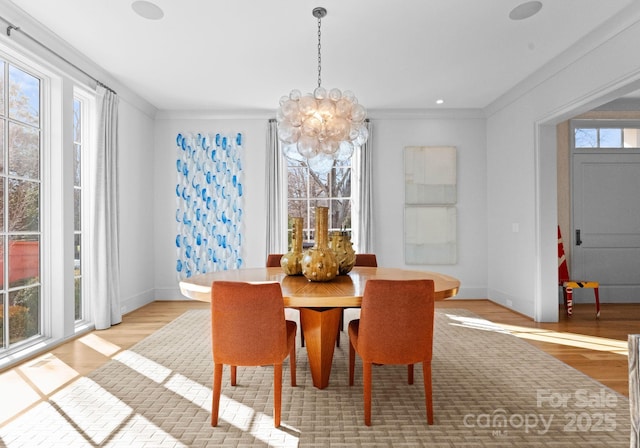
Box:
165;371;300;446
78;333;122;357
0;402;90;445
446;312;628;356
19;353;80;395
445;313;509;333
497;323;628;355
113;349;172;383
0;370;41;425
113;413;188;447
51;376;134;445
1;350;301;447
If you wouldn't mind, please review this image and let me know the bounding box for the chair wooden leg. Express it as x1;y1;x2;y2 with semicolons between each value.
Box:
594;287;601;319
211;363;223;426
336;310;343;347
408;364;414;385
274;363;282;427
289;343;297;387
349;340;356;386
300;318;305;347
423;361;434;425
231;365;237;386
364;361;372;426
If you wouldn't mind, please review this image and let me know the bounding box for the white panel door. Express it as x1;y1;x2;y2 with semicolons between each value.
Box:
572;152;640;302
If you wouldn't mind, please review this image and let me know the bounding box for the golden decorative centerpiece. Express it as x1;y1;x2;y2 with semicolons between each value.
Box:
302;206;338;282
281;217;304;275
331;230;356;275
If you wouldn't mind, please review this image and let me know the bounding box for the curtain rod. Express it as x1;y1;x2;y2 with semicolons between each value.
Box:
1;16;116;95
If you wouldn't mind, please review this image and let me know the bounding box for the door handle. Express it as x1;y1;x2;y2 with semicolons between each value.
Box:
575;229;582;246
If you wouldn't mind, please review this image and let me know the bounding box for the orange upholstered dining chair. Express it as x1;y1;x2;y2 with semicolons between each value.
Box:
266;253;283;268
355;253;378;267
210;281;297;427
266;253;306;347
336;253;379;346
348;279;435;426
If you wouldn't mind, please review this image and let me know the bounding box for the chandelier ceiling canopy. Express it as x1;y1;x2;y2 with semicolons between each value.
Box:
276;7;368;173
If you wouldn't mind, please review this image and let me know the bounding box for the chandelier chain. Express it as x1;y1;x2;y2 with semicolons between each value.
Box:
317;14;322;88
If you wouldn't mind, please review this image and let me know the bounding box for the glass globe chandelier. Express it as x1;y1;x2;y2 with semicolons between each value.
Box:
276;7;368;173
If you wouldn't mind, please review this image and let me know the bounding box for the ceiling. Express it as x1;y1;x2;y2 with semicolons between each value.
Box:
3;0;637;113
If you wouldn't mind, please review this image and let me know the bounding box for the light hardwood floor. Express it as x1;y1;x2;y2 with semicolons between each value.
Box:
0;299;634;427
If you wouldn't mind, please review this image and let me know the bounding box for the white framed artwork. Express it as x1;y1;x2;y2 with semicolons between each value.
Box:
404;206;457;264
404;146;456;205
404;146;457;264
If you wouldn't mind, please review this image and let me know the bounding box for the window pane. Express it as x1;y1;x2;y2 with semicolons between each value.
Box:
330;199;351;230
287;199;306;221
0;177;4;231
0;240;4;290
9;179;39;232
624;128;640;148
287;167;307;198
0;121;4;174
74;143;81;186
74;233;81;276
73;99;81;143
74;188;81;231
9;236;39;288
8;122;39;179
310;171;329;198
74;277;81;321
599;128;622;148
9;65;39;127
9;286;39;344
0;294;4;347
0;60;5;116
575;128;597;148
333;168;351;198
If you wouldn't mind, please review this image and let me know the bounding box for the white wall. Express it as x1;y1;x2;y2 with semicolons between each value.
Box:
118;99;157;314
485;6;640;321
371;113;487;299
152;112;488;300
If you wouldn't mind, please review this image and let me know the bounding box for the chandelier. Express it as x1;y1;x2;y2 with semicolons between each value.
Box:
276;7;368;173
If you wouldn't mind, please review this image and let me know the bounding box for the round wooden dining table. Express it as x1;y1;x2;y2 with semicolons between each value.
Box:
179;266;460;389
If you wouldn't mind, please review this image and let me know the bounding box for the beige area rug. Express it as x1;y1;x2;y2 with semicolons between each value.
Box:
0;309;631;447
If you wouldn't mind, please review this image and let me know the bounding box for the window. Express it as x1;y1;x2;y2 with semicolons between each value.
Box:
0;40;98;368
287;158;352;245
269;120;370;260
573;121;640;149
0;60;42;348
73;97;83;321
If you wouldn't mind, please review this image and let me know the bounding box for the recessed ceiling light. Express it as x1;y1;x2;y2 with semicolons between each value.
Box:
436;99;445;105
509;1;542;21
132;1;164;20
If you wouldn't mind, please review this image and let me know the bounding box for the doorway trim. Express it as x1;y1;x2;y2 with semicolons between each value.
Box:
533;77;640;321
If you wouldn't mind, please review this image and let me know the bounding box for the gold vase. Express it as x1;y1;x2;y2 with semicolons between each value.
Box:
281;217;304;275
302;206;338;282
331;231;356;275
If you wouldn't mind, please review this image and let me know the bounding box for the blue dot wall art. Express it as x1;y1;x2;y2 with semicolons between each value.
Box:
175;132;244;279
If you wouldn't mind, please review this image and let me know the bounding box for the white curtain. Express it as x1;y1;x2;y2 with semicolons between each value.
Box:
266;119;288;255
352;119;373;253
91;85;122;330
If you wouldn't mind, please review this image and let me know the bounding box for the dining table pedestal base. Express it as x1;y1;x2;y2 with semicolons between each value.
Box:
299;307;342;389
